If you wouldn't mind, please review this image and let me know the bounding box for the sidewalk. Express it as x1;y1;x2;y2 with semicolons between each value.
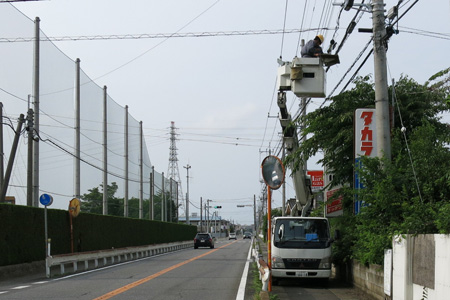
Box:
253;236;369;300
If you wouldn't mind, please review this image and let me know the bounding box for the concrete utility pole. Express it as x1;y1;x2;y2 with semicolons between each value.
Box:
151;166;155;220
102;86;107;215
32;17;40;207
139;121;143;219
27;108;33;206
372;0;391;160
161;172;165;221
184;164;191;225
169;178;173;222
200;197;203;232
253;195;257;234
75;59;81;201
1;115;25;202
124;106;129;217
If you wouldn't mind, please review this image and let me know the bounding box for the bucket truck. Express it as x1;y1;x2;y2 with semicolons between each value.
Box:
270;55;339;284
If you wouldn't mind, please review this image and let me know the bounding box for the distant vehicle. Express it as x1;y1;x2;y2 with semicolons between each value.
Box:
243;232;252;239
194;233;214;249
229;232;237;240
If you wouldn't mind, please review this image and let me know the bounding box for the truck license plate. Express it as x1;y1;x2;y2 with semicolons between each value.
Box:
296;271;308;277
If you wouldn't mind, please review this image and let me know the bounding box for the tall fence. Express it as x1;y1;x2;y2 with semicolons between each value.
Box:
0;4;177;220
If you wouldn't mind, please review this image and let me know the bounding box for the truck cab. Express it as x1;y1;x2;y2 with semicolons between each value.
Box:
271;216;333;284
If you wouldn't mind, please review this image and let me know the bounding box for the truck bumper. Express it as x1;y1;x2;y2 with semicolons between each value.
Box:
271;268;331;279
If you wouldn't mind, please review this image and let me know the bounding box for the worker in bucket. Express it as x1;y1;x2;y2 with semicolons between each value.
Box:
301;34;324;57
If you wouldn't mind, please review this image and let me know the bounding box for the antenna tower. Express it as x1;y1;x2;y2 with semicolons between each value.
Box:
167;121;184;213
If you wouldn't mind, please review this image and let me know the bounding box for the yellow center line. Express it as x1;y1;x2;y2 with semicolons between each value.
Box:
94;240;237;300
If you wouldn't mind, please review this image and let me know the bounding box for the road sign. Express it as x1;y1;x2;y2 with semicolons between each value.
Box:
39;194;53;206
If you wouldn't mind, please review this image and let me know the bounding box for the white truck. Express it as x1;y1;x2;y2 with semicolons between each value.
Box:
271;57;339;284
271;216;334;284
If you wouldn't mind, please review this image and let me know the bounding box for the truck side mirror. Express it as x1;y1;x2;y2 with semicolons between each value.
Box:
278;224;284;239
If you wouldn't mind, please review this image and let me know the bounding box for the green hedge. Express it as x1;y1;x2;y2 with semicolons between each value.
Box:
0;204;196;266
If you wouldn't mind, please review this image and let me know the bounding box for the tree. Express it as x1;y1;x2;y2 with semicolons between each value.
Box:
287;72;450;265
81;182;122;216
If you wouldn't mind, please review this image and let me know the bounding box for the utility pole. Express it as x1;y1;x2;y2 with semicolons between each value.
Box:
372;0;391;160
151;166;155;220
139;121;144;219
200;197;203;232
254;195;257;235
1;115;25;202
161;172;165;221
32;17;40;207
124;106;129;217
169;178;173;222
149;170;153;220
27;108;33;207
102;85;107;215
207;199;212;233
184;164;191;225
75;59;81;202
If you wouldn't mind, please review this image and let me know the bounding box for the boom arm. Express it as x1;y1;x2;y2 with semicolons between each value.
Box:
277;92;313;217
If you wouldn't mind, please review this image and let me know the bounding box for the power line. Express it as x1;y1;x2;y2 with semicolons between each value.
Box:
0;28;334;43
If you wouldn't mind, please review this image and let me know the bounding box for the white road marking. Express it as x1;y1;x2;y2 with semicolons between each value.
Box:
11;285;30;290
236;238;253;300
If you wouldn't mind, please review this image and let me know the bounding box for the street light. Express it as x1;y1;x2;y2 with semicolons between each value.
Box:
184;164;191;225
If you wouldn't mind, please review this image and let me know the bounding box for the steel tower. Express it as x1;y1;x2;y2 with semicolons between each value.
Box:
167;121;184;214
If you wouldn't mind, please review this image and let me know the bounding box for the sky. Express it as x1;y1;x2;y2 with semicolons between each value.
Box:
4;0;450;225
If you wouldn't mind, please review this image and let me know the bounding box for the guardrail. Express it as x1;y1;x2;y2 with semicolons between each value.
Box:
45;240;192;278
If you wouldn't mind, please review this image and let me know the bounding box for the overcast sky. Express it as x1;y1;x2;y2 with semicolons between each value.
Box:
7;0;450;225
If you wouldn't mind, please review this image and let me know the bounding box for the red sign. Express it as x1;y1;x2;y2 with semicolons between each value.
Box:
355;109;377;158
326;189;343;217
307;170;324;190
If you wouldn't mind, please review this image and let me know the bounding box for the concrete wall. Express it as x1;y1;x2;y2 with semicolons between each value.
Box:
332;234;450;300
352;260;384;300
391;234;450;300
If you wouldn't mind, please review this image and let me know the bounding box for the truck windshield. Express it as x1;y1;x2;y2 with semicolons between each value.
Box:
274;219;330;249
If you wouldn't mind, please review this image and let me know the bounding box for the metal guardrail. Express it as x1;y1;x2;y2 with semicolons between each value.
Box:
45;240;192;278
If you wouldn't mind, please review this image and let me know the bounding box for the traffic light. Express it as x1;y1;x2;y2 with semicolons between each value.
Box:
214;206;222;209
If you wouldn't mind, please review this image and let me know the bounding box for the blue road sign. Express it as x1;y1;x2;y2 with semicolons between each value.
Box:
40;194;53;206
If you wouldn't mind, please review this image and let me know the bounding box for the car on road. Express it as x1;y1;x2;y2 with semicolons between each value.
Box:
229;232;236;240
194;233;215;249
243;232;252;239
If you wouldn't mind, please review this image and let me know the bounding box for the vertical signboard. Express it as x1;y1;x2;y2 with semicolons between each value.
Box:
354;108;377;214
326;188;343;217
307;170;324;192
355;108;377;158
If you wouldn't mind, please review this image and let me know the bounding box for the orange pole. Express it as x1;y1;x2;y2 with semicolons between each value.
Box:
267;187;272;292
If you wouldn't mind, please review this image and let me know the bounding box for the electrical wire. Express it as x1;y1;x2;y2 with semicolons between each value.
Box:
296;0;310;55
280;0;289;59
387;64;423;202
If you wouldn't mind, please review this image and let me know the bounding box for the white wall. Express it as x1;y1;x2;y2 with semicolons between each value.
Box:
390;234;450;300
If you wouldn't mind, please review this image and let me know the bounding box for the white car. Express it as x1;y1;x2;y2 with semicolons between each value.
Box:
229;232;237;240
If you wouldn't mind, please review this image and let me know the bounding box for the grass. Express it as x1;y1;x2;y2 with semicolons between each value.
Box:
251;239;279;300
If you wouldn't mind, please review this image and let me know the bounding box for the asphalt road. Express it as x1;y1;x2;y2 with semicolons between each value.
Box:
0;238;251;300
0;237;370;300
